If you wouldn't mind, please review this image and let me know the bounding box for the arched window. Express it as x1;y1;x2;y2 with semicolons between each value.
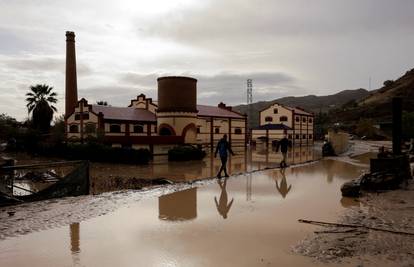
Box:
309;134;313;140
133;125;144;133
280;116;288;122
309;118;313;123
69;125;79;133
273;108;278;114
265;116;273;122
234;128;242;134
197;127;201;133
159;127;172;136
302;117;307;123
303;134;307;139
295;116;300;122
215;127;220;134
110;124;121;133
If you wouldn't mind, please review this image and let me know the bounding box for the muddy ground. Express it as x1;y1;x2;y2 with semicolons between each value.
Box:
295;176;414;266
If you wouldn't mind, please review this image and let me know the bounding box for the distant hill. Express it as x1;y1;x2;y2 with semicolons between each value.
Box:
233;88;370;127
331;68;414;123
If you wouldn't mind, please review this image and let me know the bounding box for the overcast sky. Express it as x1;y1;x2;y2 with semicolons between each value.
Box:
1;0;414;120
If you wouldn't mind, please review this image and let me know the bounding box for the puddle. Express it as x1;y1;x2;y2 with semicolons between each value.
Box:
0;156;368;267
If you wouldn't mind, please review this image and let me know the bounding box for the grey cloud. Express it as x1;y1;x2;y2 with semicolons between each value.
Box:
140;0;414;48
2;55;93;76
117;71;299;106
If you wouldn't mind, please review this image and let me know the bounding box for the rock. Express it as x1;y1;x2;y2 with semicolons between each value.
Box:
341;180;360;197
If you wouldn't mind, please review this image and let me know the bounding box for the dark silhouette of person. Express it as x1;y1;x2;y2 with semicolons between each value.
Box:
215;134;235;178
276;134;291;168
275;168;292;198
214;177;234;219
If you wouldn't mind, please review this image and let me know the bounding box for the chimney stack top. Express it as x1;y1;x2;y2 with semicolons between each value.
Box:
66;31;75;42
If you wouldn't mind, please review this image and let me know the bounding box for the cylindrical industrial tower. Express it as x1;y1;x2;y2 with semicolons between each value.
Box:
157;76;197;113
65;31;78;117
156;76;198;143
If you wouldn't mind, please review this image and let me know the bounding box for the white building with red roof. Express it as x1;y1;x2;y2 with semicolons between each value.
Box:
251;102;314;146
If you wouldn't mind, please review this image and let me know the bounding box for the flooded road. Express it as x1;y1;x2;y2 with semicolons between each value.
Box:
0;151;371;267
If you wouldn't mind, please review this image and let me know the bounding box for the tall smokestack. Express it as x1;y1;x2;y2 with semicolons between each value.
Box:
65;31;78;117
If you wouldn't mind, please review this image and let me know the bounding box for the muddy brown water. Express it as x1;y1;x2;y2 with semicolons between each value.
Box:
0;147;375;266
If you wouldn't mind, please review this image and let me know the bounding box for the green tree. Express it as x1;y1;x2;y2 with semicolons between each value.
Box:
25;84;58;132
355;118;376;138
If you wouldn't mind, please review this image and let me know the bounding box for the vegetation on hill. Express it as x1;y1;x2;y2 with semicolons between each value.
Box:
234;88;370;128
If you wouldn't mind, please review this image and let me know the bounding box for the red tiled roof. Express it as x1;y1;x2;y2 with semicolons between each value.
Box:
92;105;156;122
197;105;245;119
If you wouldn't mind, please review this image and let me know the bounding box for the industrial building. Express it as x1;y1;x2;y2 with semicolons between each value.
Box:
251;102;314;146
64;32;247;153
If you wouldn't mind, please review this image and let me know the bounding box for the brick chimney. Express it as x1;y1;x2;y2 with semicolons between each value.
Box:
65;31;78;117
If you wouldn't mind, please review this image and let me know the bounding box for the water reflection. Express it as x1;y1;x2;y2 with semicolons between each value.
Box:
214;177;234;219
90;145;320;185
158;188;197;221
70;223;80;265
275;168;292;199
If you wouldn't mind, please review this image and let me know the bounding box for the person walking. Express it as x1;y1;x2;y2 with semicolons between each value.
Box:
215;134;235;178
276;134;291;168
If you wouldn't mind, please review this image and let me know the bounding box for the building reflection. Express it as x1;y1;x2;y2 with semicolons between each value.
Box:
214;177;234;219
275;168;292;198
70;222;80;265
158;188;197;221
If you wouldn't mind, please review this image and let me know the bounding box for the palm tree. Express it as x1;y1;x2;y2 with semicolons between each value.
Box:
25;84;58;132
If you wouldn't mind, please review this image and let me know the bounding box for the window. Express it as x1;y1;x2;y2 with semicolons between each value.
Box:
74;114;80;120
280;116;288;122
69;125;79;133
303;134;307;139
309;134;313;140
295;116;300;122
295;134;299;139
110;124;121;133
273;108;278;114
82;113;89;120
302;117;307;123
309;118;313;123
265;116;273;122
197;127;201;134
215;127;220;134
133;125;144;133
288;134;292;139
234;128;242;134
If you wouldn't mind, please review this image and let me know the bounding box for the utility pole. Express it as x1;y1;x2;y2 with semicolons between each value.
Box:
246;79;253;201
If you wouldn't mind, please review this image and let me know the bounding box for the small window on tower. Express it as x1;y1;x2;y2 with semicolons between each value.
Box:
215;127;220;134
235;128;242;134
197;127;201;133
273;108;278;114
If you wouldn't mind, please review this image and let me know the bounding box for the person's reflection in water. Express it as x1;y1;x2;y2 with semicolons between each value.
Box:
214;177;234;219
275;168;292;198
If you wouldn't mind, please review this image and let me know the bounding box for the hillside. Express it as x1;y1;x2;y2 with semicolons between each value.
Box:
234;88;370;127
331;68;414;123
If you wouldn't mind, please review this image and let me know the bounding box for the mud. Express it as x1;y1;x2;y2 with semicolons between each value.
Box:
295;173;414;266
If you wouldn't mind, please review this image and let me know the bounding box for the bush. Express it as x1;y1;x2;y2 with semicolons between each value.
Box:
168;145;206;161
58;143;151;164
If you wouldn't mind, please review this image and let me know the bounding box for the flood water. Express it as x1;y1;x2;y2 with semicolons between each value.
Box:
0;147;372;267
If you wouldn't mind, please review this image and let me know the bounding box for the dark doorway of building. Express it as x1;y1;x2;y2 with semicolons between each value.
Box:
159;127;173;136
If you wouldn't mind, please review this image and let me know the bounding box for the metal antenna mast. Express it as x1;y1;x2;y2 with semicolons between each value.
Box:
246;79;253;201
